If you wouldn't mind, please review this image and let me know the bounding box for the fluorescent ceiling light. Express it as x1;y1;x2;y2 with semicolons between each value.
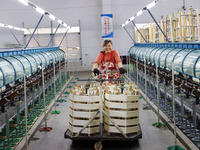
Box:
24;26;79;34
67;26;71;30
21;28;27;32
146;1;156;9
14;27;21;30
121;0;159;28
57;19;62;24
18;0;70;28
136;10;143;16
49;14;56;20
63;23;68;27
18;0;28;6
36;6;45;14
7;25;14;29
0;23;26;32
129;16;135;21
125;20;130;25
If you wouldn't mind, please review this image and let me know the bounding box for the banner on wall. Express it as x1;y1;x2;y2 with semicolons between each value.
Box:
101;14;113;38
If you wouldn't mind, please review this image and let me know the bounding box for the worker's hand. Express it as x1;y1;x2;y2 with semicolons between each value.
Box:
119;67;127;74
93;68;101;76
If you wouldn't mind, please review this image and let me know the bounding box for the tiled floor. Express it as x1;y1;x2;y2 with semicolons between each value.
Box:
27;71;185;150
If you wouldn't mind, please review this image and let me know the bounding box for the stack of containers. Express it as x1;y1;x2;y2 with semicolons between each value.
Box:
104;82;140;135
69;83;100;136
69;81;140;136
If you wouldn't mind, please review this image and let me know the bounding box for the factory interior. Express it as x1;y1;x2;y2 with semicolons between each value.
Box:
1;0;200;150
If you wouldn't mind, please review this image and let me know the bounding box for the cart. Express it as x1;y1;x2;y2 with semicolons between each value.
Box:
65;127;142;150
64;71;142;150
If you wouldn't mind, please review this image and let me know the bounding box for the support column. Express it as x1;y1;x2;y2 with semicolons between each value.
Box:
50;21;54;47
22;22;26;46
102;0;111;14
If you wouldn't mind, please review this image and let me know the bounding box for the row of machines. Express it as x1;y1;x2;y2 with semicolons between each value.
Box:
129;43;200;148
0;48;67;150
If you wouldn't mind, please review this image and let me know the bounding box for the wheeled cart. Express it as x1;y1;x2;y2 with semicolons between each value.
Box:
64;127;142;150
64;74;142;150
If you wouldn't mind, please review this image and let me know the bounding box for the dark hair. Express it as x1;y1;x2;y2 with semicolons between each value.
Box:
103;39;112;47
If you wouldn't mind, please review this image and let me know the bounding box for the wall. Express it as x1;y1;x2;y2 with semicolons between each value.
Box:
0;0;200;68
0;29;24;48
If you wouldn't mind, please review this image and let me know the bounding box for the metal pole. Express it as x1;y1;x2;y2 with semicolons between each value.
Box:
136;58;139;86
17;104;20;127
149;71;152;93
5;112;10;144
25;14;44;49
172;62;177;146
27;29;40;47
32;87;35;109
192;103;197;135
64;51;67;79
164;79;167;109
47;24;61;47
123;26;135;43
145;59;148;104
59;28;69;47
23;69;28;149
128;54;131;77
126;54;129;76
100;76;103;137
67;46;70;77
156;59;160;123
145;8;170;42
50;21;53;47
53;58;57;111
79;20;83;66
131;21;147;43
42;63;47;128
7;28;21;45
127;53;129;76
22;22;26;45
59;59;61;85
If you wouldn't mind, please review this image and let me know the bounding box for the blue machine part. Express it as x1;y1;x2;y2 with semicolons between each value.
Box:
0;46;60;57
0;58;15;85
5;57;24;80
129;43;200;79
12;55;32;75
183;50;200;77
0;48;65;87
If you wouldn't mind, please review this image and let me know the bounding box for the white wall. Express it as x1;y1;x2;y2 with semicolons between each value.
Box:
0;28;24;48
0;0;200;67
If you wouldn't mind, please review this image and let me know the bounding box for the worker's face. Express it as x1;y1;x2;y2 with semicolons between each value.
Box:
103;42;112;53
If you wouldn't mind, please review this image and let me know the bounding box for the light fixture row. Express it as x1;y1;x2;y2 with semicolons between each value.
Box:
0;23;27;31
18;0;70;29
121;0;158;27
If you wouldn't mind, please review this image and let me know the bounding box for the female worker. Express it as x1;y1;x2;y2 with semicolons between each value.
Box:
93;39;126;80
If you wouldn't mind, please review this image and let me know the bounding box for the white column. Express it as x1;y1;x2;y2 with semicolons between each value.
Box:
102;0;111;14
